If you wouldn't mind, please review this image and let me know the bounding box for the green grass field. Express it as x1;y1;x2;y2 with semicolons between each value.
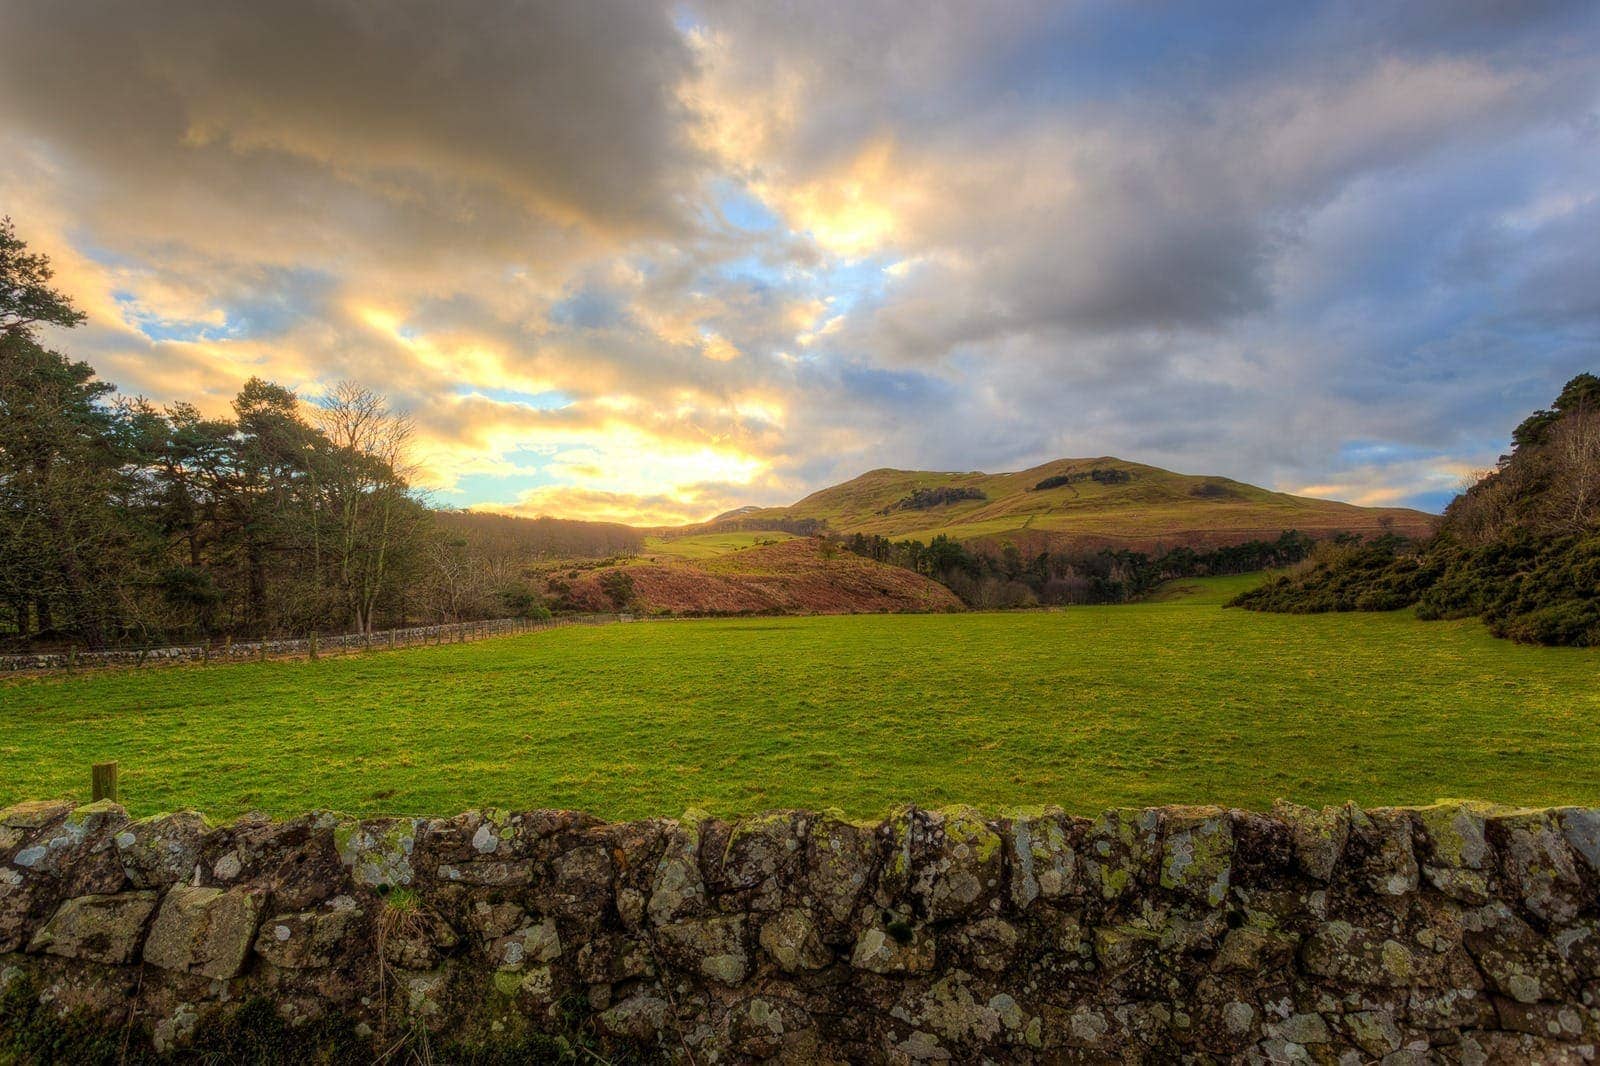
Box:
3;575;1596;821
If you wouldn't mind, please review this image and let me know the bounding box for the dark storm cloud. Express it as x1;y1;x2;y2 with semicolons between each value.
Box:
0;0;698;274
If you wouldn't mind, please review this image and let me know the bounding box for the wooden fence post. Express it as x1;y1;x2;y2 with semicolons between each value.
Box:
308;632;319;661
92;762;118;803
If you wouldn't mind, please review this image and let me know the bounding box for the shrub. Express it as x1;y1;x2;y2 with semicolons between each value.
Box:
500;583;550;619
1499;601;1600;646
597;569;637;609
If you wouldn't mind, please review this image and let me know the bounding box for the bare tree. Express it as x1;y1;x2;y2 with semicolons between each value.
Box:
420;538;498;622
1545;406;1600;534
315;382;423;633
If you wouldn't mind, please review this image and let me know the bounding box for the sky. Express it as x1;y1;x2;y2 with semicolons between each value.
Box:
2;1;1598;524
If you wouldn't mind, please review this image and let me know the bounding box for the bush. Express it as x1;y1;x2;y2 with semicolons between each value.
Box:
597;569;636;609
1233;499;1600;646
1498;601;1600;646
1230;538;1430;615
500;583;551;619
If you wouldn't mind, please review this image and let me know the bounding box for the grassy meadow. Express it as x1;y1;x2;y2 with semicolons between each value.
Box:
2;574;1597;821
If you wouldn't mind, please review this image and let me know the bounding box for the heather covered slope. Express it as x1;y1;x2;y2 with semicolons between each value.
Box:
728;457;1432;548
551;537;961;615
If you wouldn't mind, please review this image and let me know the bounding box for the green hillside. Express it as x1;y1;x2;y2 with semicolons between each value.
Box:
730;457;1433;547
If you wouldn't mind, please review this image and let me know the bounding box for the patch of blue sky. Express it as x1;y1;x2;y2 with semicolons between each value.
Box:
117;266;333;343
707;178;782;234
1336;440;1439;466
670;3;704;37
454;385;574;410
1403;488;1455;514
114;292;227;343
434;469;559;506
810;255;899;317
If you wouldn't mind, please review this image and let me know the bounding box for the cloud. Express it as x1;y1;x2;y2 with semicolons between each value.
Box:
2;0;1597;521
0;0;698;244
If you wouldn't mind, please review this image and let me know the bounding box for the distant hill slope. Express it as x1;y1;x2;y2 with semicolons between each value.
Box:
549;538;961;615
722;457;1433;548
438;509;643;558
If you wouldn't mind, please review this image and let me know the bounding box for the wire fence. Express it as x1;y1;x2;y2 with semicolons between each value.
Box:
0;613;626;674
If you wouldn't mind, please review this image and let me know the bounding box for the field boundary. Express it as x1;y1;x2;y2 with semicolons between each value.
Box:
3;799;1596;1060
0;614;624;674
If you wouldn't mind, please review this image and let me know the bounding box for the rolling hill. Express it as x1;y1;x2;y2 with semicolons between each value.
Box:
718;457;1434;550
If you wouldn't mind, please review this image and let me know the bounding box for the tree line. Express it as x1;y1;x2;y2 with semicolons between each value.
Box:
838;529;1318;608
0;218;632;649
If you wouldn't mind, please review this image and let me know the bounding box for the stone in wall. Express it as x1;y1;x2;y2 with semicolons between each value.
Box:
1;798;1599;1063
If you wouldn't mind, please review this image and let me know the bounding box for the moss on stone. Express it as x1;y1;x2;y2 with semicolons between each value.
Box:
940;805;1001;865
64;800;123;827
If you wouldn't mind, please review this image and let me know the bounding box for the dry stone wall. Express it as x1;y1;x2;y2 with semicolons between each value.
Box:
2;798;1599;1063
0;615;620;673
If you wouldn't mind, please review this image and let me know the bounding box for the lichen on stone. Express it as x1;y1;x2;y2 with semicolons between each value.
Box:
335;817;421;889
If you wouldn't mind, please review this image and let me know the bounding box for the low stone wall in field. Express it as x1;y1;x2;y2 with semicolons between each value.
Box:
2;799;1599;1062
0;614;621;673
